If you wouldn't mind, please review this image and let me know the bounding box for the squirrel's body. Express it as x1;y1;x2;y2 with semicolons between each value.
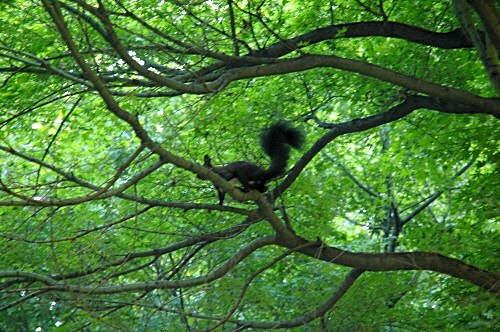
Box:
201;121;304;205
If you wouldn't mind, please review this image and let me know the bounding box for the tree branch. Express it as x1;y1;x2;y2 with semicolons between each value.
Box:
0;235;276;295
228;268;365;329
291;241;499;293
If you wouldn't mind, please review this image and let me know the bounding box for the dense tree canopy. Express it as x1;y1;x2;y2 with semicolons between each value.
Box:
0;0;498;330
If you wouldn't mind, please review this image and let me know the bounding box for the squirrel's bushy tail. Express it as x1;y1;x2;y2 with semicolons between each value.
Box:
259;121;304;181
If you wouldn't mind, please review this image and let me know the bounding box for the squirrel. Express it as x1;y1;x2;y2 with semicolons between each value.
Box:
200;121;304;205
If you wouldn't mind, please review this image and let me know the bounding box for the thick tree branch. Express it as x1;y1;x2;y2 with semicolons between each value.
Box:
253;21;476;59
468;0;500;53
219;55;500;113
287;240;499;294
453;0;500;93
276;94;497;200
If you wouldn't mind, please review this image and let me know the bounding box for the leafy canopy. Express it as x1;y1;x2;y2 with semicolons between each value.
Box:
0;0;498;331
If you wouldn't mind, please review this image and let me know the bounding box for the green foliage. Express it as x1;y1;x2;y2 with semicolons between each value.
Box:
0;0;498;331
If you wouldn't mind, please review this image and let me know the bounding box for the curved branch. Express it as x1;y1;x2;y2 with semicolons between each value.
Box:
0;144;146;206
288;241;499;293
202;241;321;331
253;21;476;59
1;214;261;287
276;94;497;200
0;46;91;86
228;268;364;330
218;55;500;113
57;0;110;42
405;94;499;117
0;206;154;244
0;235;275;294
71;0;209;93
468;0;500;53
0;144;257;217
